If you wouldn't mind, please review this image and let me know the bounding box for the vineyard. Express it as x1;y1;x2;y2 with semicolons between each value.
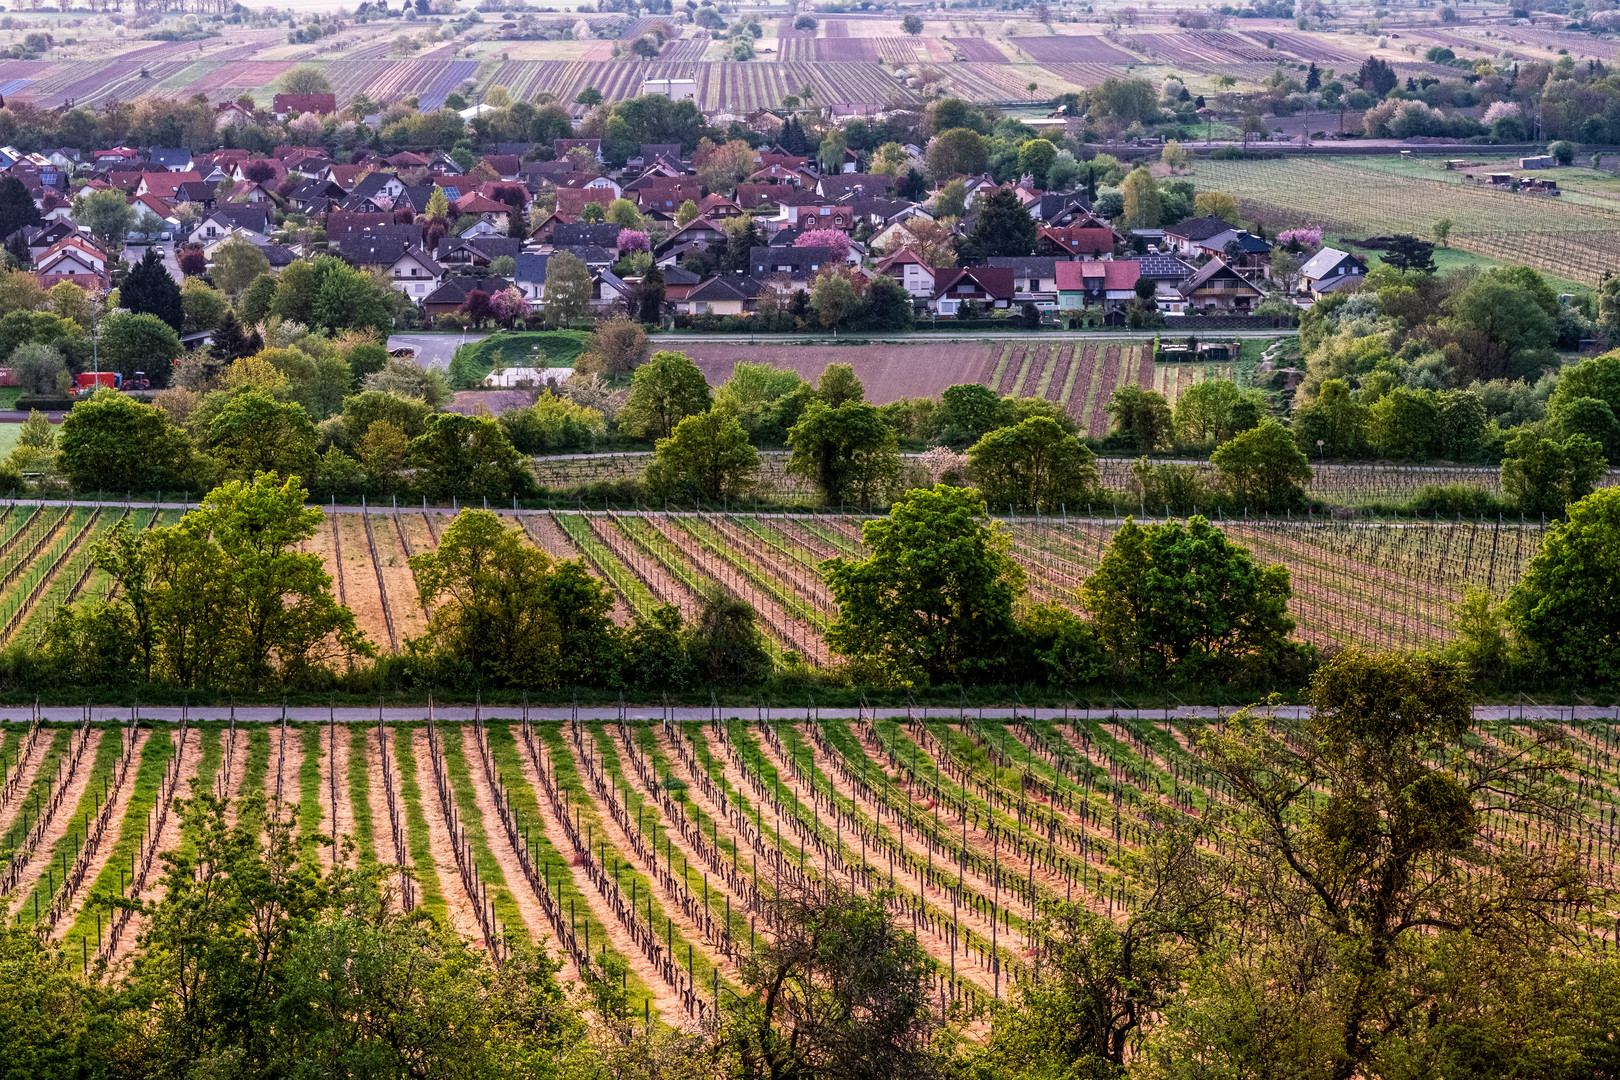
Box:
1193;157;1620;287
5;701;1615;1035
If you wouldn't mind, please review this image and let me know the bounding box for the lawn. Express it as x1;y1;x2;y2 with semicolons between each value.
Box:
446;330;590;389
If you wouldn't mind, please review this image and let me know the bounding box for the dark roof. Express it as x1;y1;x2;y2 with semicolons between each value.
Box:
261;243;299;267
662;265;701;285
513;252;550;283
638;143;683;161
495;142;536;158
172;181;216;203
749;245;841;276
552;223;622;248
688;275;763;302
272;93;337;114
1178;258;1260;296
559;244;614;266
425;276;514;305
1205;229;1271;254
1139;254;1193;279
147;147;191;170
767;229;802;247
987;256;1057;278
1036;192;1089;220
1164;215;1233;242
207;205;273;233
333;225;424;265
816;173;895;200
436;235;522;261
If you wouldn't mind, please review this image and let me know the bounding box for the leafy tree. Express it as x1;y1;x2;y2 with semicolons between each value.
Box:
902;13;923;32
618;350;712;440
967;187;1037;259
938;382;1006;447
122;247;184;332
207;389;320;483
686;587;772;686
100;312;181;382
1089;76;1161;127
208;310;254;362
411;508;622;687
968;416;1099;511
0;310;87;367
1105;386;1173;451
1081;515;1296;677
926;128;989;179
576;315;649;377
1016;138;1057;188
1441;272;1558;382
209;236;271;296
71;187;134;250
1172;378;1263;446
0;175;41;238
278;63;332;93
1433;216;1453;247
1549;395;1620;460
638;263;665;324
542;250;592;328
309;256;392;336
815;363;865;407
809;271;859;329
59;390;193;493
1210;419;1313;511
9;342;65;396
934;178;968;218
1499;428;1606;516
239;273;279;328
817;126;847;174
409;412;533;500
786;400;899;508
1119;165;1163;228
180;278;228;335
1192;190;1240;223
645;409;760;503
357;419;410;493
823;484;1023;684
1509;486;1620;684
855;274;914;331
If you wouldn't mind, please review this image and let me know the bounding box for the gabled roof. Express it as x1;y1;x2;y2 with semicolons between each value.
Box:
513;252;550;283
425;276;514;304
482;154;521;177
455;193;514;216
204;205;273;233
552;223;621;248
1139;254;1193;279
749;245;841;277
1178;257;1261;296
332;224;424;265
987;256;1057;278
1298;247;1365;280
436;235;522;261
1201;228;1270;255
687;275;762;303
1164;215;1233;242
147;147;192;171
932;265;1014;299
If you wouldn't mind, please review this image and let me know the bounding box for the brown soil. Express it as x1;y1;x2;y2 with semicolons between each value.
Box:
338;514;393;653
510;732;683;1015
6;727;107;920
1086;346;1122;439
708;518;835;614
1068;344;1099;422
398;512;438;559
589;516;699;616
53;729;152;939
684;343;997;406
409;729;483;942
0;728;52;831
996;344;1027;397
457;726;580;985
653;729;771;897
319;721;356;869
368;513;429;644
361;724;394;869
770;520;843;563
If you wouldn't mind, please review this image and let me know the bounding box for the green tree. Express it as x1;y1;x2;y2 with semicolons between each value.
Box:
809;272;859;329
279;63;332;93
206;389;320;482
1172;378;1262;446
786;400;899;508
411;508;622;687
817;126;848;174
1016;139;1058;189
1509;486;1620;684
967;187;1037;259
209;237;272;296
1549;395;1620;461
239;273;279;328
822;484;1024;684
0;175;42;239
59;390;193;493
967;416;1099;511
618;350;712;440
1119;165;1163;228
180;277;228;335
309;256;392;335
902;13;923;33
542;250;592;328
409;413;533;501
934;178;968;218
645;409;760;503
0;310;88;367
687;586;772;686
926;128;989;180
1105;386;1173;452
1292;378;1368;458
1433;216;1453;247
71;187;134;250
1366;385;1439;459
937;382;1007;448
100;312;182;381
1210;419;1313;511
122;247;184;332
1500;428;1607;517
1080;515;1295;677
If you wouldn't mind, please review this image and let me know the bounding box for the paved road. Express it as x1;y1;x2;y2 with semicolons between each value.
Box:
648;329;1296;344
387;332;488;369
0;703;1605;724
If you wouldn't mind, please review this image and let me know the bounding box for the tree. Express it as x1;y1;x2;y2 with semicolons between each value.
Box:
902;13;923;33
1549;395;1620;461
795;228;853;261
1193;190;1240;223
1211;419;1312;510
1433;216;1453;248
411;508;622;687
278;64;332;94
180;278;228;335
357;419;410;493
1499;428;1606;516
206;389;320;482
71;187;134;250
1382;233;1437;274
576;86;603;106
178;247;208;277
823;484;1023;684
209;237;271;296
9;342;65;396
541;250;592;328
576;315;649;377
1016;138;1058;188
409;413;533;501
1080;515;1296;676
209;310;253;362
100;312;181;381
967;187;1037;259
1509;486;1620;684
309;256;392;336
1105;386;1173;451
1120;166;1163;228
817;126;847;174
675;199;701;226
0;175;41;239
725;884;944;1080
1160;139;1191;172
1172;650;1584;1080
1089;76;1161;128
926;128;988;180
968;417;1099;511
809;271;859;329
638;263;665;324
122;247;184;331
857;274;914;332
934;178;968;219
618;350;712;440
787;400;899;509
645;409;760;504
687;586;772;686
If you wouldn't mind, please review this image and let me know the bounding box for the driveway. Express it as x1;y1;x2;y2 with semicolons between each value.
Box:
386;332;488;370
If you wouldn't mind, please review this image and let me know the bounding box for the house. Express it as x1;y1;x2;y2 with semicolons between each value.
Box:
272;93;337;120
284;177;347;215
1519;155;1556;169
1194;228;1271;274
630;143;683;168
679;274;761;316
513;253;550;301
1176;258;1263;312
697;193;743;218
552;223;623;249
988;257;1059;303
1055;260;1141;311
172;181;218;210
146;147;193;173
930;266;1015;315
1297;247;1367;298
1036;222;1120;259
749;245;844;288
557;244;615;272
454;193;516;230
782;203;856;231
35;235;110;289
436;235;523;269
553;138;603;162
660;264;702;303
553;188;619;218
135;171;203;199
558;172;623;200
187;206;272;243
815;173;894;201
422;276;515;318
875;247;940;298
482;154;522;180
9;221;73;262
642;76;698;100
654;217;727;256
1162;215;1235;257
590;270;631;311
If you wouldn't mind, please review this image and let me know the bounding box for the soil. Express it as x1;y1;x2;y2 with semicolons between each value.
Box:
0;727;52;829
1087;346;1122;439
53;730;152;939
363;724;395;869
337;513;394;653
6;726;106;921
136;728;204;907
409;729;484;942
683;343;998;406
368;513;429;643
707;519;835;614
320;720;356;869
523;514;633;627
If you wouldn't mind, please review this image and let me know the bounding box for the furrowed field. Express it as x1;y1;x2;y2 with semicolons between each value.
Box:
7;702;1617;1029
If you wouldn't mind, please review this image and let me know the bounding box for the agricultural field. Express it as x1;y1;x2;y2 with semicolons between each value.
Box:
7;699;1613;1032
1192;156;1620;287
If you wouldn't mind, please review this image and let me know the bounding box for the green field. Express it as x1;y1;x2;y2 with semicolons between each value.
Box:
447;330;591;388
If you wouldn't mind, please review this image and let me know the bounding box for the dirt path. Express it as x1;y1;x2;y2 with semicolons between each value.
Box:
319;721;355;868
654;729;774;897
6;727;107;920
339;514;393;653
53;730;152;939
0;728;52;832
410;729;483;942
511;735;684;1016
362;725;394;868
708;518;835;614
370;513;429;643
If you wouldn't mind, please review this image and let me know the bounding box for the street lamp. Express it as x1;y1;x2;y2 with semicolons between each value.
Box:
1316;438;1325;461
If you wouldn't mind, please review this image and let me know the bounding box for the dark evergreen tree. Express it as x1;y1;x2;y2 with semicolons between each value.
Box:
967;187;1037;259
0;175;41;241
1356;56;1398;97
1305;62;1321;91
1384;234;1438;275
780;116;808;155
638;263;665;324
3;231;30;269
122;247;184;332
211;309;250;361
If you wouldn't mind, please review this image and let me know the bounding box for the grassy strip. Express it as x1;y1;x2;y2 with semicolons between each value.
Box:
60;726;175;948
176;727;223;858
234;727;272;834
0;728;71;866
347;724;377;865
435;728;528;939
541;724;725;1002
483;722;652;1003
987;342;1012;388
297;724;323;861
672;518;827;629
16;724;121;927
391;724;447;917
555;514;661;617
616;515;714;597
1008;346;1036;396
